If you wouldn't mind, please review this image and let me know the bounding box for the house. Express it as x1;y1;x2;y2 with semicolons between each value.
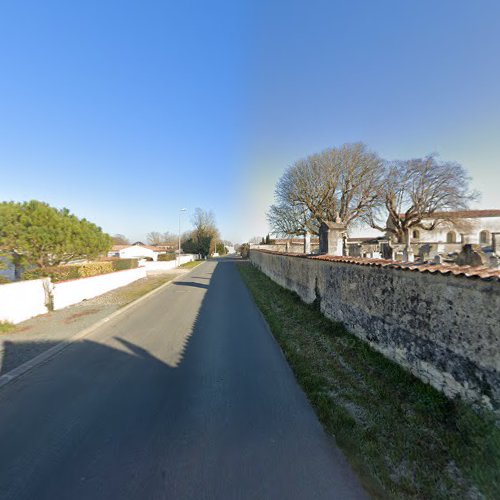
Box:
108;244;169;261
388;209;500;254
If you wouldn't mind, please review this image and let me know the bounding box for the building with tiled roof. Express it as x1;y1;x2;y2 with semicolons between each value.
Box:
108;244;172;261
392;209;500;252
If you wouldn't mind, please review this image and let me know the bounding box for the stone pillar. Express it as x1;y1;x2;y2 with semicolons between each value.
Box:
319;221;346;256
403;248;415;262
304;232;311;254
492;232;499;255
403;228;414;262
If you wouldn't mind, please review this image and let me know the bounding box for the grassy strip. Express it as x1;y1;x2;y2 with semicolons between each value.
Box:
113;274;177;304
180;260;203;269
238;262;499;499
0;321;16;334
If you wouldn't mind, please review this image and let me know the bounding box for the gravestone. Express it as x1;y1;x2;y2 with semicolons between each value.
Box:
456;244;488;267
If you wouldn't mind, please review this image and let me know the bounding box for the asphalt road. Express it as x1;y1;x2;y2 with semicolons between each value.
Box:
0;258;366;499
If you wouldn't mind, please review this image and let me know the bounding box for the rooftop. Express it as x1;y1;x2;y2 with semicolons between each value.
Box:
401;209;500;219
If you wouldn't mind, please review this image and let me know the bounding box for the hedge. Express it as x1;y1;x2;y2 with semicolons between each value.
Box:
157;253;176;261
24;258;139;282
111;258;139;270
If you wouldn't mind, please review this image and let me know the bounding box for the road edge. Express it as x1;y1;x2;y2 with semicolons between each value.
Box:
0;261;206;390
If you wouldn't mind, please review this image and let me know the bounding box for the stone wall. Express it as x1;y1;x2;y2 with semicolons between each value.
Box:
250;250;500;410
251;243;320;254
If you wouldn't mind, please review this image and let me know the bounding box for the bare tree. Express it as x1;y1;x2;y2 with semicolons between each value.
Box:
161;231;177;246
146;231;164;246
112;234;129;245
268;142;385;237
366;155;478;245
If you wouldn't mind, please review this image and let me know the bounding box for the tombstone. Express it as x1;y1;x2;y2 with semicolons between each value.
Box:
381;241;393;260
456;244;488;267
433;254;443;265
492;232;500;256
489;254;499;269
319;220;346;256
304;232;311;254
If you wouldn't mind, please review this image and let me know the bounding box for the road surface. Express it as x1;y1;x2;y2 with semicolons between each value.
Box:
0;258;366;499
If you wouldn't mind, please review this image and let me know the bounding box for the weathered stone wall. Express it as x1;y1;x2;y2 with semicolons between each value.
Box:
250;250;500;410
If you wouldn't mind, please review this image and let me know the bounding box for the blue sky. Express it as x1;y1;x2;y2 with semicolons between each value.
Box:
1;1;499;243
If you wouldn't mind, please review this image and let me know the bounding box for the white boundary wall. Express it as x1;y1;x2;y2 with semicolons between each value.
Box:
0;279;49;324
143;254;197;272
52;267;146;310
0;256;197;323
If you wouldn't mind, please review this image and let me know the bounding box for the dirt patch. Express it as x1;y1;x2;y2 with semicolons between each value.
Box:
64;308;101;324
14;325;33;333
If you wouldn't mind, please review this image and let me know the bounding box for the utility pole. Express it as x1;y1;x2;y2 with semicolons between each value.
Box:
178;208;187;266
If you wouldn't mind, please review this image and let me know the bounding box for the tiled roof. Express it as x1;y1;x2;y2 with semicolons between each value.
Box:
110;245;129;251
273;238;320;244
251;249;500;282
400;209;500;219
110;244;166;252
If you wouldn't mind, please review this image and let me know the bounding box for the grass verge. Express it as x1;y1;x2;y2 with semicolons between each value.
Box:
114;274;177;304
238;262;499;499
0;321;16;334
180;260;203;269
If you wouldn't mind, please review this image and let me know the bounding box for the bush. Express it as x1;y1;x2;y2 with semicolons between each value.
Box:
78;261;114;277
157;253;176;261
111;258;138;271
239;244;250;259
0;321;15;333
0;275;12;284
23;259;139;282
24;265;81;282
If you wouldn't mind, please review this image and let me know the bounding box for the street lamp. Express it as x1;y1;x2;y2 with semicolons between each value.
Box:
178;208;187;266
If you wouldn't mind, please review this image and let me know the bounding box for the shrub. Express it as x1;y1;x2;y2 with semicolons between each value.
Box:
23;258;139;282
111;258;138;271
0;321;15;333
157;253;176;261
239;244;250;259
78;261;114;277
24;265;81;282
0;275;12;284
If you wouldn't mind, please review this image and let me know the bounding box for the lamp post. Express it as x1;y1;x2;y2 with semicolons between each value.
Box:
178;208;187;266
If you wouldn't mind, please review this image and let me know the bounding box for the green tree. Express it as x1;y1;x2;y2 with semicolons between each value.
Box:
0;200;112;278
215;242;227;255
191;208;219;258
